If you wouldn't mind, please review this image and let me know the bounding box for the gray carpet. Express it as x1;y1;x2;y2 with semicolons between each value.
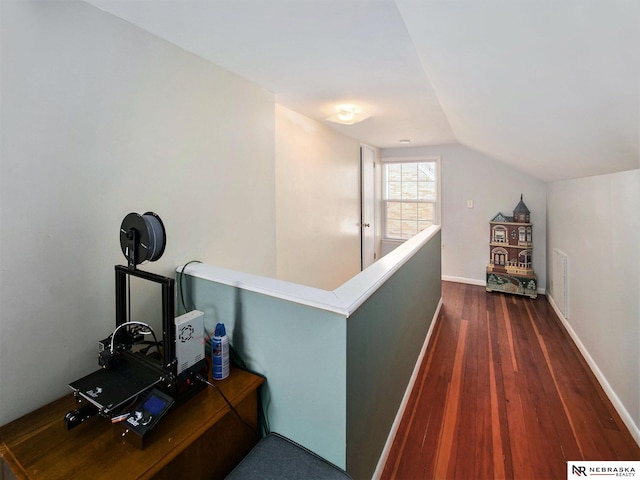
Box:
226;433;351;479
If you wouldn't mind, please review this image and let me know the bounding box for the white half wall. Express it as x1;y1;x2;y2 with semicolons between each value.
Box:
546;169;640;439
381;144;547;289
275;105;361;290
0;1;276;424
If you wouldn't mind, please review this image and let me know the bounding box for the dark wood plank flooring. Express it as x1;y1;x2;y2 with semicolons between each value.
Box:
381;281;639;479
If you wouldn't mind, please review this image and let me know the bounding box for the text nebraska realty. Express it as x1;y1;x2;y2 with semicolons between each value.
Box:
586;466;635;477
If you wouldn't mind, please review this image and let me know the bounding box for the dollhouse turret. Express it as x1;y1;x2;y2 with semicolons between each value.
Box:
486;195;537;298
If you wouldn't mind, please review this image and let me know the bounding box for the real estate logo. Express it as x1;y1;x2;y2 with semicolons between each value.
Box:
572;465;587;476
567;461;639;478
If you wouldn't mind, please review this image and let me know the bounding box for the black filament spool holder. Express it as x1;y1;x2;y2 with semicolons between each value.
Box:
119;212;166;269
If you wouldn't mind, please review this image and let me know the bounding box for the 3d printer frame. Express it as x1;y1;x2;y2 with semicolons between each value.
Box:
114;265;176;375
66;266;207;432
65;266;178;429
65;212;206;434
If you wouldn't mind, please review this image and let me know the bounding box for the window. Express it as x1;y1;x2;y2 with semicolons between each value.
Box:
519;250;532;268
493;226;507;243
383;158;439;240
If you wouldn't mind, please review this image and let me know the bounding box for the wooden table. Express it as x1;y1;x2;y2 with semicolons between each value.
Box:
0;368;263;480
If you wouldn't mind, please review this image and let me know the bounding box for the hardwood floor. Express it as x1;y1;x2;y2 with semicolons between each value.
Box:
380;282;639;479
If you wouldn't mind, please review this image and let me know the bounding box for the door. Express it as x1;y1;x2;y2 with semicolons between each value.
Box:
361;145;376;269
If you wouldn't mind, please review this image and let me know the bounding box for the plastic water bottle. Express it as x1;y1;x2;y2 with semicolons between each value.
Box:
211;323;229;380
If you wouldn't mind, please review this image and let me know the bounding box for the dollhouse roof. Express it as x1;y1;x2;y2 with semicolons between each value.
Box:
513;194;530;215
490;212;512;223
491;195;531;223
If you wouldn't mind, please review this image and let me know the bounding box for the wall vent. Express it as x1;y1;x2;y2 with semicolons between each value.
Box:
552;249;568;318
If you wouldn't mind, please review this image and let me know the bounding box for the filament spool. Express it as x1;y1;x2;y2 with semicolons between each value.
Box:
120;212;166;268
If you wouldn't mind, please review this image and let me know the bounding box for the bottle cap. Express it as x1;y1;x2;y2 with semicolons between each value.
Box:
214;323;226;337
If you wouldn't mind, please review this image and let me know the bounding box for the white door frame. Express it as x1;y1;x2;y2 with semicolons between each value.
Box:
360;145;376;270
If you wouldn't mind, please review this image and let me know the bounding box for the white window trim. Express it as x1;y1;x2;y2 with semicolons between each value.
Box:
381;155;441;243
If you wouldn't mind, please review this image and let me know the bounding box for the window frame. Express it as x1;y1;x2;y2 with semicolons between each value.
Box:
493;226;507;243
381;155;441;242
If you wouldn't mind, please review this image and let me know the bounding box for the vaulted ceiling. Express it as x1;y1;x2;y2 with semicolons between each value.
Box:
84;0;639;182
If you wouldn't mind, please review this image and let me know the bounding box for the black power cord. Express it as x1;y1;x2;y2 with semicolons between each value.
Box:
195;374;260;438
179;260;270;436
229;345;271;436
179;260;202;312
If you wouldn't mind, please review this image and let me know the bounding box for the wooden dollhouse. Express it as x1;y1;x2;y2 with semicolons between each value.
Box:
486;195;537;298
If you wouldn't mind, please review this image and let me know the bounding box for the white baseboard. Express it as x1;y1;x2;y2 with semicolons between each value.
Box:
372;297;443;480
441;275;485;286
442;275;546;295
546;292;640;447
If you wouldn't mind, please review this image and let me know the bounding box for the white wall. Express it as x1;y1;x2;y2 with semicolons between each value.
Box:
381;144;547;289
546;169;640;439
275;105;361;290
0;1;276;424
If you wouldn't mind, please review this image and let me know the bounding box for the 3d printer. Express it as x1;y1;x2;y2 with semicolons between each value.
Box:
64;212;207;446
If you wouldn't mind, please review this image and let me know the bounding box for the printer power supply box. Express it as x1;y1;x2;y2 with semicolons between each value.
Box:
175;310;205;375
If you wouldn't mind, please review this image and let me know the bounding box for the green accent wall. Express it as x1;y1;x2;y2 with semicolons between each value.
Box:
179;228;442;477
178;276;348;467
346;230;441;479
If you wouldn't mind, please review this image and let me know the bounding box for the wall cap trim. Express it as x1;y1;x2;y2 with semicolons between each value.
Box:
179;225;441;318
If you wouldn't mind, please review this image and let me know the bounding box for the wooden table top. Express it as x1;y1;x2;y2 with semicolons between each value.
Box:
0;368;263;480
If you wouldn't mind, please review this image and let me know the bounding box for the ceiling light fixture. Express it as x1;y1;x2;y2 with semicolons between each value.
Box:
326;104;370;125
399;139;411;144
